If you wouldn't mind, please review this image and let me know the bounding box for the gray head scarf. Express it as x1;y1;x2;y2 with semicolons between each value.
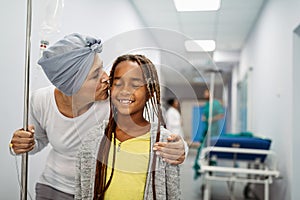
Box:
38;33;103;96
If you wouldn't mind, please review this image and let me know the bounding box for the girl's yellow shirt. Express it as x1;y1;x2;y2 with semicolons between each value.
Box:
105;132;151;199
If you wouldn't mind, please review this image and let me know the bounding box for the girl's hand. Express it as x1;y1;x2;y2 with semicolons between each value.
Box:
153;134;186;165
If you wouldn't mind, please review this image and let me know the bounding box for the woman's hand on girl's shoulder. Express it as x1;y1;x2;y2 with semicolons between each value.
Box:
153;134;185;165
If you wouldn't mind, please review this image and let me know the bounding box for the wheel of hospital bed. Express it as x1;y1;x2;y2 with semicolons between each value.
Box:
243;183;252;199
201;184;205;198
243;183;260;200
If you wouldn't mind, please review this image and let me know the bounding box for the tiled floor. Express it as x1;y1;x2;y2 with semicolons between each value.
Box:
180;148;248;200
180;148;203;199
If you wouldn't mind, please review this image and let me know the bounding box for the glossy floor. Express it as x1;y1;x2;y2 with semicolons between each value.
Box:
180;148;249;200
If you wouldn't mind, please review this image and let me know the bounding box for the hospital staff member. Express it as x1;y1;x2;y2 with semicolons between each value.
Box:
9;33;187;199
201;89;225;139
165;98;184;138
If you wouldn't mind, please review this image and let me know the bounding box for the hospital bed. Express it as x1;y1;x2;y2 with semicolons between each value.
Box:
198;136;280;200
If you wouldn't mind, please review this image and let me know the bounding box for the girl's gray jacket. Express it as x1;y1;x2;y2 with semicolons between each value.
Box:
75;122;181;200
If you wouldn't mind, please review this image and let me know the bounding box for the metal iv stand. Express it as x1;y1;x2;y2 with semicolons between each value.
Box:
21;0;32;199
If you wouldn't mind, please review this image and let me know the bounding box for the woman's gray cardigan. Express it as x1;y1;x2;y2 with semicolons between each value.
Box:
75;122;181;200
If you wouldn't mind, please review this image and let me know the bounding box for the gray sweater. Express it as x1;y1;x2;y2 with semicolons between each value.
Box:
75;122;181;200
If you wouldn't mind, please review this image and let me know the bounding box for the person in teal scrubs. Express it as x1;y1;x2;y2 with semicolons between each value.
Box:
193;89;225;179
201;89;225;139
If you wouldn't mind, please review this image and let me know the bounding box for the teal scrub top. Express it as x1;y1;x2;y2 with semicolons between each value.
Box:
202;99;224;136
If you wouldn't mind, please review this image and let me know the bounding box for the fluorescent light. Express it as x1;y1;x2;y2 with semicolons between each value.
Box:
185;40;216;52
213;51;240;62
173;0;221;11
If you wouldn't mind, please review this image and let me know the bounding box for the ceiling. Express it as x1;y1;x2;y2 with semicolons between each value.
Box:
129;0;266;85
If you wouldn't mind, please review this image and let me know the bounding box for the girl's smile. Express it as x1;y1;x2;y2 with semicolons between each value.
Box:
117;99;134;105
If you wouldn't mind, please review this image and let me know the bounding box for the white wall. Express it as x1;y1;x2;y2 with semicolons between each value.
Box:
237;0;300;199
0;0;156;199
0;1;28;199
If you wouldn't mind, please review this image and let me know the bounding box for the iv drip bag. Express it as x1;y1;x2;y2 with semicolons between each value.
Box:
40;0;64;37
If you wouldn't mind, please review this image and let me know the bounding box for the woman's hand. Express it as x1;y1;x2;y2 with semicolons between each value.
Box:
153;134;186;165
10;125;35;154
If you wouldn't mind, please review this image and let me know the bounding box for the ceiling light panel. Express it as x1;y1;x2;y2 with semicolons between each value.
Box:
185;40;216;52
173;0;221;11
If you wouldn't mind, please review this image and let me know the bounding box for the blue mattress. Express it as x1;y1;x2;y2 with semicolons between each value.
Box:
209;136;272;162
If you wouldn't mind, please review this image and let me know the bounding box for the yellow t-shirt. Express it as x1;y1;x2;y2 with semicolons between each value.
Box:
104;132;150;200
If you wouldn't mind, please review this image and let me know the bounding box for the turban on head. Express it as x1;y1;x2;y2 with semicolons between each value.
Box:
38;33;103;96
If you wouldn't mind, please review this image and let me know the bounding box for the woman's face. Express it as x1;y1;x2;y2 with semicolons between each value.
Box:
111;60;148;117
75;54;109;104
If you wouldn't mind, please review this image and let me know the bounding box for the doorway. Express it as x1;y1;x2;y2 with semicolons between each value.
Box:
292;24;300;200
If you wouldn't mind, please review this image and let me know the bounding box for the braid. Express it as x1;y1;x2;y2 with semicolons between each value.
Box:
93;63;119;200
93;109;116;200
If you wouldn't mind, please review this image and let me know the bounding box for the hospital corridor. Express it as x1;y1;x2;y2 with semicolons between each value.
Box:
1;0;300;199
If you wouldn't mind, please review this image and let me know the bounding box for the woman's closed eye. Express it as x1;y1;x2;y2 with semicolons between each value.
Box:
113;80;122;87
92;73;99;79
89;66;103;80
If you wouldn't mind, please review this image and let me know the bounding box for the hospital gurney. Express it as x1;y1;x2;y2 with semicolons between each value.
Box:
198;136;280;200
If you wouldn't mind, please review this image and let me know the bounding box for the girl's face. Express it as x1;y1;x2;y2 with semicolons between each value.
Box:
75;54;109;104
111;60;148;117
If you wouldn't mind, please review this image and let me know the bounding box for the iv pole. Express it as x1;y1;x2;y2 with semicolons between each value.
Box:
21;0;32;199
205;69;222;148
206;71;215;147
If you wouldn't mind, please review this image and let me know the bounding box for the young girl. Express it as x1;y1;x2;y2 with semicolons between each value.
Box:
75;54;181;200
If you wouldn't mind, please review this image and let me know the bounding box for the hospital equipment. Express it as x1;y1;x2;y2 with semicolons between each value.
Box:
20;1;64;199
21;0;32;199
195;70;279;199
39;0;64;55
198;136;280;200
